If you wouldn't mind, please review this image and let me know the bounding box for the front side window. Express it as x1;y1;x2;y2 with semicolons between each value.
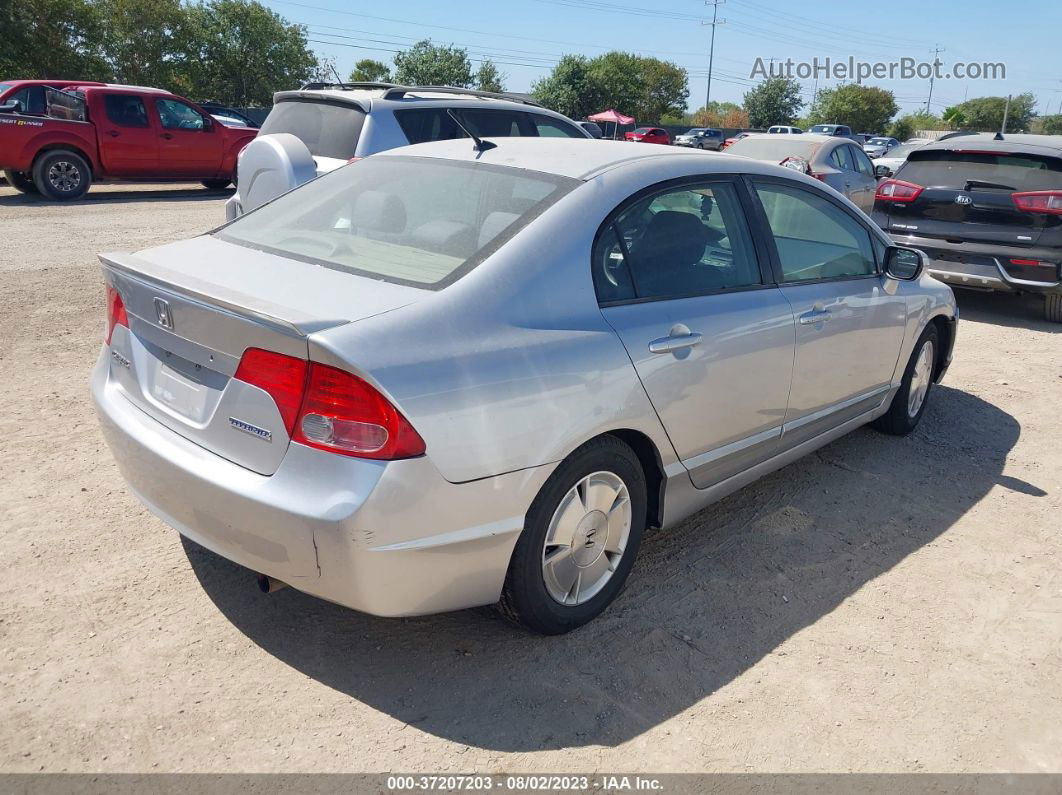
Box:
155;98;207;130
217;156;577;290
104;94;148;127
751;181;876;282
592;181;761;303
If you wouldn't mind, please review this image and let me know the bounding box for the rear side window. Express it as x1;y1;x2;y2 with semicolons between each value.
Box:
898;150;1062;192
217;156;577;290
752;182;876;282
260;100;366;160
396;108;532;144
529;114;584;138
830;145;856;172
104;94;148;127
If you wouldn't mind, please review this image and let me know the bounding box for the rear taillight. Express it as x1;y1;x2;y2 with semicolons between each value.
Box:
1012;191;1062;215
875;178;924;203
105;285;128;345
293;363;425;459
234;348;308;435
232;349;425;460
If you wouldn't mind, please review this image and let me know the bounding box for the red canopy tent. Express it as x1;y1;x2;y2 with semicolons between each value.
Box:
587;108;635;139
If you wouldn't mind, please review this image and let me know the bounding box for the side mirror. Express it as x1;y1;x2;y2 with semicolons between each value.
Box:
884;246;925;281
874;164;891;178
0;100;20;114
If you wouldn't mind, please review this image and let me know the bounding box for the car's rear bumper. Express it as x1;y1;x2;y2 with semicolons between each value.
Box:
91;351;553;617
886;233;1061;295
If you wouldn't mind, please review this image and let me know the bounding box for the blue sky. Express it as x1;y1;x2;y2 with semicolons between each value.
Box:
261;0;1062;118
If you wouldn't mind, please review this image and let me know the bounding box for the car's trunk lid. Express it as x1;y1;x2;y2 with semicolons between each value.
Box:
101;234;422;475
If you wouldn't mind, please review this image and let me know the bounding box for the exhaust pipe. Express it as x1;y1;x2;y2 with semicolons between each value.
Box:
256;573;288;594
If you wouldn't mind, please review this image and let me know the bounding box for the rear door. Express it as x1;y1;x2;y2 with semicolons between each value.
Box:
96;93;159;175
748;177;906;447
151;96;223;175
883;148;1062;247
849;145;878;212
595;177;795;489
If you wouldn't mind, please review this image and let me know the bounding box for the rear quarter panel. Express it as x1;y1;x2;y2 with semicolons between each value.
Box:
0;116;99;172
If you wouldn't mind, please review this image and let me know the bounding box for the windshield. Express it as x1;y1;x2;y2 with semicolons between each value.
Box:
880;143;921;159
259;100;366;160
217;156;578;290
898;150;1062;191
0;83;11;95
726;137;820;162
868;138;891;145
810;125;836;134
684;129;706;135
633;127;652;134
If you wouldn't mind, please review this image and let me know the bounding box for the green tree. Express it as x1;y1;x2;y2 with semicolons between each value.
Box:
0;0;107;80
183;0;316;105
349;58;390;83
941;105;967;130
806;84;897;133
957;93;1036;132
1040;115;1062;135
95;0;190;92
531;55;600;119
393;40;473;88
887;111;942;140
742;77;804;128
475;59;505;93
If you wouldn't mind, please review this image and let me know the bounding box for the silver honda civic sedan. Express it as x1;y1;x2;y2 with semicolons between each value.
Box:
92;139;957;634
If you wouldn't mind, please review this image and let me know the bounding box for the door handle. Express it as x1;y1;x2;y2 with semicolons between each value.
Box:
799;310;832;325
648;332;703;354
160;132;174;140
107;130;119;137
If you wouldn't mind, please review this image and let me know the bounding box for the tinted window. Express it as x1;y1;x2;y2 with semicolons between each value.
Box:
898;150;1062;192
395;107;534;144
8;86;45;114
530;114;585;138
104;94;148;127
260;100;366;160
218;157;576;290
156;98;206;130
592;181;761;303
752;182;876;282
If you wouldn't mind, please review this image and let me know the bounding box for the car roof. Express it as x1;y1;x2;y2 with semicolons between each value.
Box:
1;79;104;87
919;133;1062;156
736;133;839;144
375;137;809;180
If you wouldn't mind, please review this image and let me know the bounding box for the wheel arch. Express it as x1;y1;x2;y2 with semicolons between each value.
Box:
600;429;666;530
928;313;953;382
33;144;96;177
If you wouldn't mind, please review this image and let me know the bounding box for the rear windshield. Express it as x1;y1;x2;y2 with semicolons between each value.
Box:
727;137;820;162
259;100;365;160
899;150;1062;191
217;156;578;289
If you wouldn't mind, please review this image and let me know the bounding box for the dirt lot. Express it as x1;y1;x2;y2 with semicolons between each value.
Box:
1;182;1060;774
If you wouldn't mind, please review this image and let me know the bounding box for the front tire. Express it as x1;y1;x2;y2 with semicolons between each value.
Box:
1045;293;1062;323
872;324;939;436
499;436;647;634
32;150;91;200
202;178;232;191
3;168;37;194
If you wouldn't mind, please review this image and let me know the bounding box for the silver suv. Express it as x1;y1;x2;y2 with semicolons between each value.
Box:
226;82;590;218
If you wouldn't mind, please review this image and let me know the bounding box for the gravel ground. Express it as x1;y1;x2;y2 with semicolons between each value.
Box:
1;182;1060;774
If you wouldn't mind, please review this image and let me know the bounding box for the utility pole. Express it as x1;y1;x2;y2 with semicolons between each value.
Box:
926;43;945;113
703;0;725;112
1000;94;1011;135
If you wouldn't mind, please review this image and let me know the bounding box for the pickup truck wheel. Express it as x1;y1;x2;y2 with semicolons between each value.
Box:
3;169;38;194
33;150;91;201
202;178;231;191
1045;294;1062;324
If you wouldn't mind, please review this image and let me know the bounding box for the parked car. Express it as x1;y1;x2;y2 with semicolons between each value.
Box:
809;123;861;142
197;101;260;129
864;136;900;158
0;84;256;199
625;127;670;145
226;82;590;219
579;120;604;138
674;127;723;150
872;140;931;178
0;79;105;114
767;125;803;134
724;133;879;212
720;131;752;150
873;134;1062;322
93;138;956;634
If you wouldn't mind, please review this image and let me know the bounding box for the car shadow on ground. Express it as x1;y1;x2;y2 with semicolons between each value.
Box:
184;385;1028;752
0;186;231;206
954;289;1059;333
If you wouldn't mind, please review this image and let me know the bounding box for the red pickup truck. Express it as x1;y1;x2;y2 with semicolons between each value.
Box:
0;84;256;200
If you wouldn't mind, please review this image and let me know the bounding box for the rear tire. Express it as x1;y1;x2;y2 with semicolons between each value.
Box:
872;324;939;436
202;178;231;191
1045;294;1062;323
32;149;91;201
3;168;37;194
498;436;647;634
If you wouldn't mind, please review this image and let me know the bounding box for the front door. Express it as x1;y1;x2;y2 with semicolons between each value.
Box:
151;97;223;176
594;178;795;489
748;178;907;448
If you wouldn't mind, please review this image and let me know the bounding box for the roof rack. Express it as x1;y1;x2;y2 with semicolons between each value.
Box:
299;81;399;91
381;85;543;108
